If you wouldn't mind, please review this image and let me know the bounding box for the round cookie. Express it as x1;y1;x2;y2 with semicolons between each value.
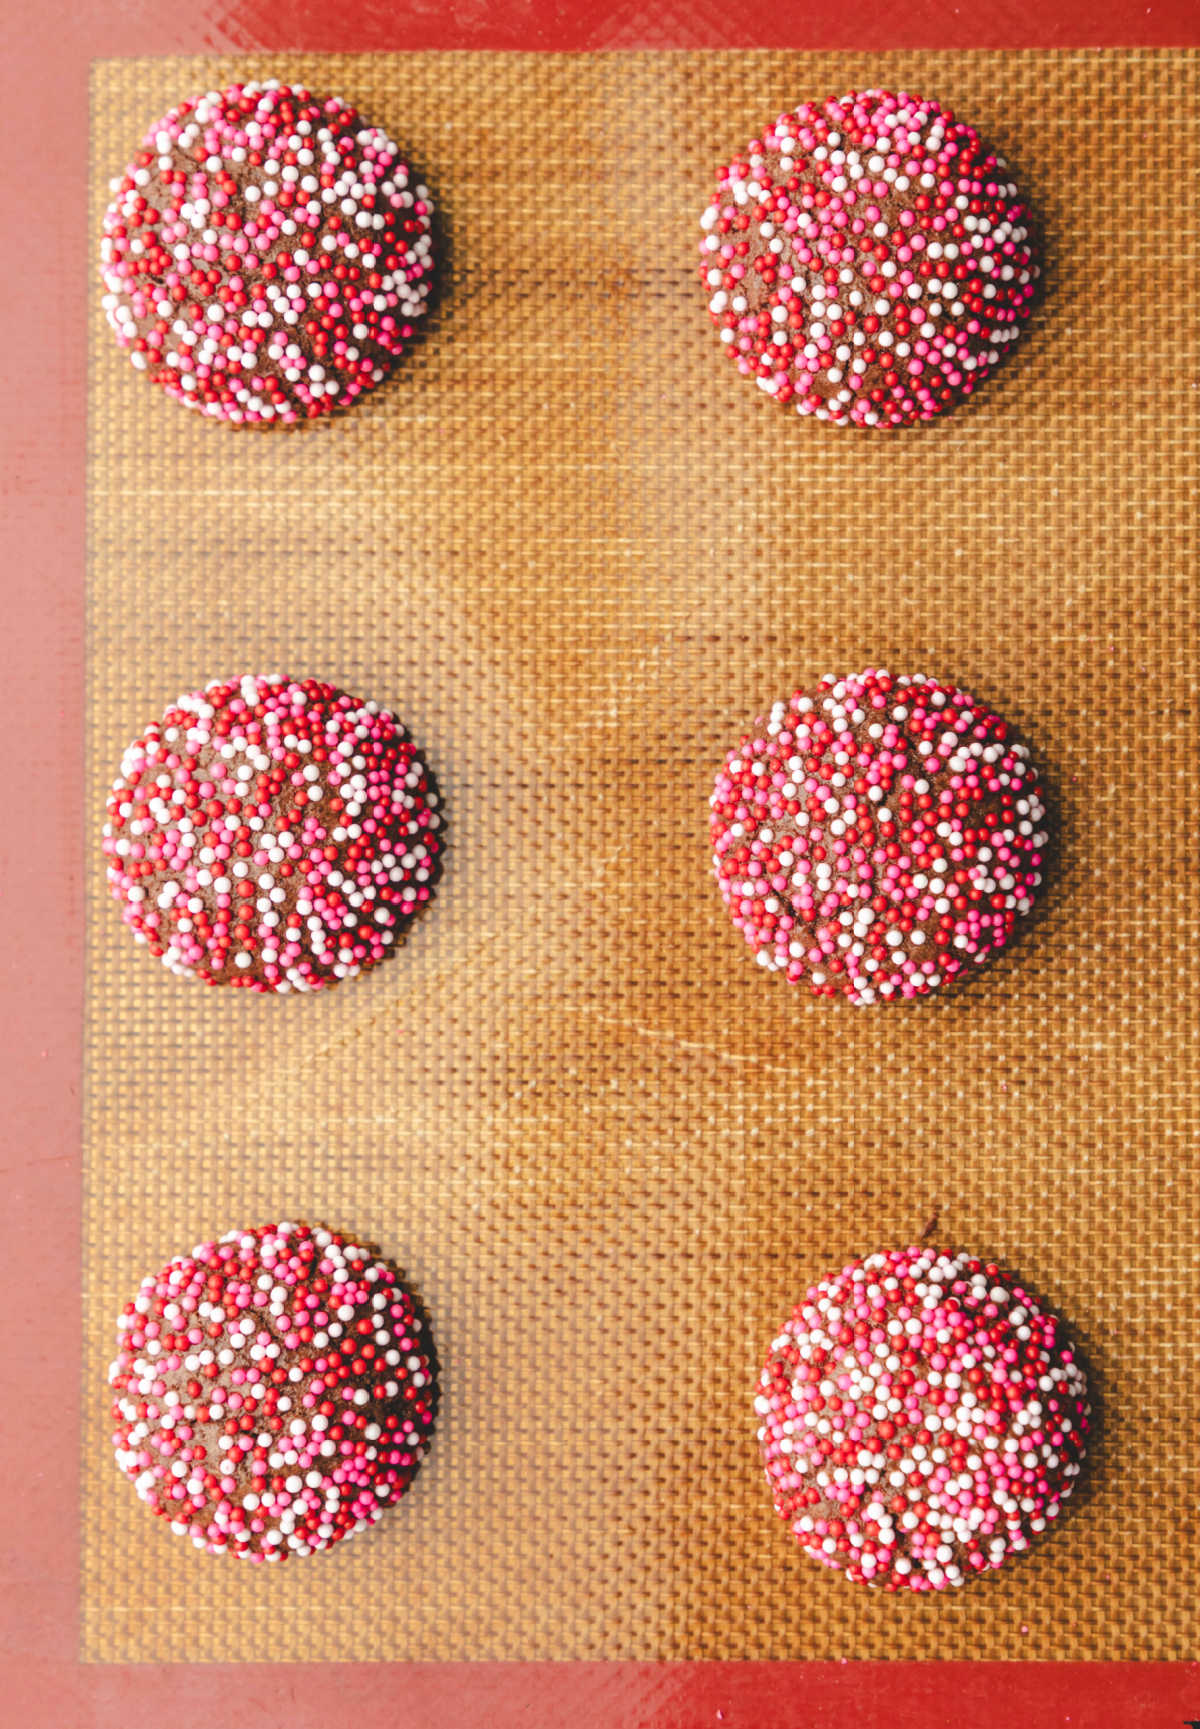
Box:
756;1246;1090;1591
99;79;436;424
102;674;442;992
709;669;1047;1003
698;89;1040;426
109;1221;438;1561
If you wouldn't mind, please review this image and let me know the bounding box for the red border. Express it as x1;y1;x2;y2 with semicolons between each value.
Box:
5;3;1198;1723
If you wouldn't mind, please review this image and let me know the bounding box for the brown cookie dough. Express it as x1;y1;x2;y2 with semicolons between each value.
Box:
102;674;443;992
99;80;436;424
756;1246;1091;1589
699;89;1040;426
109;1221;438;1561
710;669;1047;1003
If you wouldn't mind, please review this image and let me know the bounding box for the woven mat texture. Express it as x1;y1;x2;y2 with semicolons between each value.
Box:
85;50;1200;1661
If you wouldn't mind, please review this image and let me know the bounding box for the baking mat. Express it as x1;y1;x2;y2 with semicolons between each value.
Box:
85;50;1200;1661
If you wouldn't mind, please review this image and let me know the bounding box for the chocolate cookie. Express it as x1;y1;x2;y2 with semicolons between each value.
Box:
102;674;442;992
699;89;1040;426
109;1221;438;1561
756;1246;1090;1590
709;669;1047;1003
99;80;436;424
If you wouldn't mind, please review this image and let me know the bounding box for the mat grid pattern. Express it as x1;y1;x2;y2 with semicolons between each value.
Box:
85;51;1200;1661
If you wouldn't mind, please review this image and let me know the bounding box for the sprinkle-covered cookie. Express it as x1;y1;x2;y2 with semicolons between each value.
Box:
99;80;436;424
756;1246;1090;1591
110;1222;438;1561
699;90;1040;426
102;674;443;992
709;669;1047;1003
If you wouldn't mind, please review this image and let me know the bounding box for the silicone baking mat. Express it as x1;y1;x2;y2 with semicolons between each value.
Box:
85;50;1200;1662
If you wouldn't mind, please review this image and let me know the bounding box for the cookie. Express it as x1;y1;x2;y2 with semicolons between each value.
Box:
699;89;1040;426
756;1246;1090;1591
99;80;436;424
709;669;1047;1003
102;673;443;992
109;1221;438;1561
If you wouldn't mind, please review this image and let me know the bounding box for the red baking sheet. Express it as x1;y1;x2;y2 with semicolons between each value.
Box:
5;0;1199;1723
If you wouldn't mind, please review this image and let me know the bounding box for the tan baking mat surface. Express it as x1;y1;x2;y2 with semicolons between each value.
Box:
85;50;1200;1662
